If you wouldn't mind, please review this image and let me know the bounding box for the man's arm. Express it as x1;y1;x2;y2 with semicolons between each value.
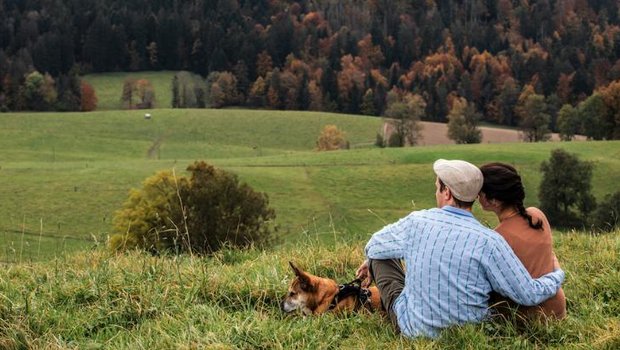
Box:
364;213;414;260
485;239;565;306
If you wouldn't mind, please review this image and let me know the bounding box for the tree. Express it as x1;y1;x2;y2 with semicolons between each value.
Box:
447;97;482;144
56;73;82;112
110;161;276;254
316;125;349;151
517;93;551;142
556;104;580;141
598;80;620;139
80;81;97;111
590;191;620;233
360;88;377;116
21;71;57;111
206;71;239;108
171;75;180;108
539;149;596;228
578;93;610;140
135;79;156;109
383;91;425;147
121;78;135;109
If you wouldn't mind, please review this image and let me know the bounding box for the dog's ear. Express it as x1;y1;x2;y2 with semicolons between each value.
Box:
289;261;315;292
289;261;302;276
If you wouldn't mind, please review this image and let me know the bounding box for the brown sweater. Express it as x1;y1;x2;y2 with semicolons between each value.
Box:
490;207;566;320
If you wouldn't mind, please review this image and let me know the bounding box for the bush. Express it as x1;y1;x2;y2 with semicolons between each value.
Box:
591;191;620;232
538;149;596;228
110;161;276;254
316;125;349;151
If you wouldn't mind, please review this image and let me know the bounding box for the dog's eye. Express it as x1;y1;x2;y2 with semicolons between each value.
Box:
288;291;296;297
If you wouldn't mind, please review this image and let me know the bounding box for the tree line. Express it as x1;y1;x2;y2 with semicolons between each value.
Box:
1;0;619;139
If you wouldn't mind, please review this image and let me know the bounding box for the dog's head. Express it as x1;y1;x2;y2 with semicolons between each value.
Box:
280;261;337;315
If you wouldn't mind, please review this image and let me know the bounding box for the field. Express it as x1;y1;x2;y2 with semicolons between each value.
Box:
1;109;618;262
1;86;619;348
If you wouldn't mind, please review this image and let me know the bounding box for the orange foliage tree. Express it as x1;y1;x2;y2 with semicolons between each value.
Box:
80;81;97;111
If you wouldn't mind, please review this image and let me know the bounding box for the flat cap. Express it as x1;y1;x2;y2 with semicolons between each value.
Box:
433;159;483;202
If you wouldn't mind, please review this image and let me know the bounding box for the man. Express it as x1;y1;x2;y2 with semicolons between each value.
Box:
355;159;564;338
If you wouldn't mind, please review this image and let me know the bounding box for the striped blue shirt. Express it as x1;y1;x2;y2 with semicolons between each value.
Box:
365;206;565;338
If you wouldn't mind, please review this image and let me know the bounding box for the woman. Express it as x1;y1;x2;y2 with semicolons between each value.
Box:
479;162;566;320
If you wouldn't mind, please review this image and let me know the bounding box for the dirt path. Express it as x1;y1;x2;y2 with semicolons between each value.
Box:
413;121;586;145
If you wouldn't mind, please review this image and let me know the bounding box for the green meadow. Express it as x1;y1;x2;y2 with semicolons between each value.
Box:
1;104;619;348
82;71;175;110
1;109;618;262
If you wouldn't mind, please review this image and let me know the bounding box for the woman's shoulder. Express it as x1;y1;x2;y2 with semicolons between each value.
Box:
526;207;552;231
526;207;547;220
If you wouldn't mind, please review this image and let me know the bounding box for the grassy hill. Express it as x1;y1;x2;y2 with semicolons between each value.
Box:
1;108;619;348
1;231;618;349
1;109;619;262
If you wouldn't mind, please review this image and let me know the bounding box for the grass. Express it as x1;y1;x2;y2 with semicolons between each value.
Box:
1;93;619;347
82;71;176;110
0;230;618;349
1;109;619;261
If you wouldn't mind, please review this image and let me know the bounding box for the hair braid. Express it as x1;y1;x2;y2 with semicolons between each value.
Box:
516;202;543;230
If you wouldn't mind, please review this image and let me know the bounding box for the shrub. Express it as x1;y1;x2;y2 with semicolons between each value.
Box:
538;149;596;228
80;81;98;111
316;125;349;151
591;191;620;232
110;161;276;254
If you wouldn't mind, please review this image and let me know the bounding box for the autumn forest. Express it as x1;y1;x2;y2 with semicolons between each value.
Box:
1;0;619;139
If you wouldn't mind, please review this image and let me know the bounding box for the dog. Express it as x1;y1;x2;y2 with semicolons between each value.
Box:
280;261;382;315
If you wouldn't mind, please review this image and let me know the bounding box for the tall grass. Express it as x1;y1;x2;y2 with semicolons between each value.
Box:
1;228;618;349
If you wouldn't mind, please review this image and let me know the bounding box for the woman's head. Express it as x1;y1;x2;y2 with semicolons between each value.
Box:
479;162;542;229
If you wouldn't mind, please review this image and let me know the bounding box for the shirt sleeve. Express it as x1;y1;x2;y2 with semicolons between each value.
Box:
484;238;565;306
364;213;414;259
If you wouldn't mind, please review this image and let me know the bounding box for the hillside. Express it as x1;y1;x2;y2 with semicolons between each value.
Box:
1;230;618;348
0;109;618;262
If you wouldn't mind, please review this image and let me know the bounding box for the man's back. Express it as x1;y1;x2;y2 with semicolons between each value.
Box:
365;206;565;337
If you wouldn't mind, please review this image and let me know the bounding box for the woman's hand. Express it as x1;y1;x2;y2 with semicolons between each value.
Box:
552;252;561;270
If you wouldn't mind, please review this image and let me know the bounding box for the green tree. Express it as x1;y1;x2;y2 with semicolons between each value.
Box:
579;93;611;140
590;191;620;233
360;88;377;116
556;104;581;141
517;93;551;142
21;71;57;111
539;149;596;228
110;161;276;254
383;91;425;147
447;98;482;144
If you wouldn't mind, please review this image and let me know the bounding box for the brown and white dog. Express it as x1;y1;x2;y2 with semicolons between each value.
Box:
280;261;382;315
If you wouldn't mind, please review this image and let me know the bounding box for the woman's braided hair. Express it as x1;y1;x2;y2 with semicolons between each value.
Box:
479;162;543;230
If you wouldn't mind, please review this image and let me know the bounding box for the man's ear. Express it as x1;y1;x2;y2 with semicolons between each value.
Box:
289;261;314;291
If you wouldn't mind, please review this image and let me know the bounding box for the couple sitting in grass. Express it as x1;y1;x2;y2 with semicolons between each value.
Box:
355;159;566;338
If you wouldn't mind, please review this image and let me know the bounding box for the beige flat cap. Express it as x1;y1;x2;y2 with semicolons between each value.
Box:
433;159;483;202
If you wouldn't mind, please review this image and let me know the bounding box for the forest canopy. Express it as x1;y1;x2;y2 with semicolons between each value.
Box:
1;0;619;137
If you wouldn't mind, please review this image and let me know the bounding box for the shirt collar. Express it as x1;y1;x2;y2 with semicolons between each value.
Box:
441;205;474;218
